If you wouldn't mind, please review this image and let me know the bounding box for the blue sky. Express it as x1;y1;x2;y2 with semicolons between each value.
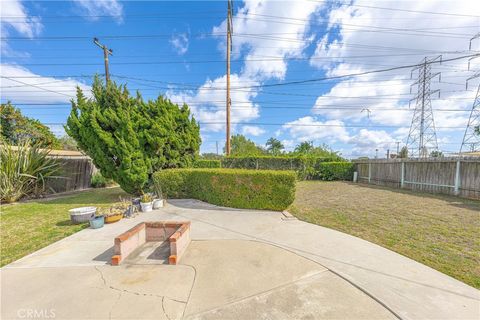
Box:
1;0;479;157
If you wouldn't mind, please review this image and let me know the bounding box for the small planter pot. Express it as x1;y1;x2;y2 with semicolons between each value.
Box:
140;201;153;212
132;198;141;211
124;205;136;218
69;207;96;224
105;213;123;224
90;216;105;229
152;199;164;209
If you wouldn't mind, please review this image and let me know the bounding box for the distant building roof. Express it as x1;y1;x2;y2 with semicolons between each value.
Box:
460;151;480;157
6;145;88;158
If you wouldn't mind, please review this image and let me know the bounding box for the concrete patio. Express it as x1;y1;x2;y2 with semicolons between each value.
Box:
1;200;479;319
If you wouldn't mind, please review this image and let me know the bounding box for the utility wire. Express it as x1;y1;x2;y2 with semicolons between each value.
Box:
0;77;73;98
41;121;470;129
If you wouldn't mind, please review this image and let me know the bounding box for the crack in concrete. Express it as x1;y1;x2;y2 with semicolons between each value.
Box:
180;264;198;320
161;296;172;320
94;265;107;287
109;291;122;320
94;265;187;320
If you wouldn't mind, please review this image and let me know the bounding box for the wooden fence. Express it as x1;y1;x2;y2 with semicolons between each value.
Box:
353;157;480;199
45;156;96;193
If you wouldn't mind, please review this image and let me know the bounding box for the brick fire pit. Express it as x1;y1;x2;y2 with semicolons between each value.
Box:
111;221;191;266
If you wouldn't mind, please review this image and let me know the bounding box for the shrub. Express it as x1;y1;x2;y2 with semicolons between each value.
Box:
317;162;354;181
221;156;341;180
66;76;201;195
90;172;114;188
1;102;61;149
0;141;62;203
192;159;221;168
153;168;296;211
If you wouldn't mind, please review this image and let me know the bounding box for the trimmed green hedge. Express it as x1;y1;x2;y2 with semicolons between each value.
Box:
317;162;354;181
192;159;221;168
221;156;344;180
153;168;296;210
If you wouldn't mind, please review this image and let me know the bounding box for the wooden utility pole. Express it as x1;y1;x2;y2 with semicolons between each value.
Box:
225;0;233;155
93;37;113;83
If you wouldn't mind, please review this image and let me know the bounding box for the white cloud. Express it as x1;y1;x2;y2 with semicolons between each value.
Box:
170;33;189;55
0;0;42;38
166;73;260;132
1;0;42;56
1;64;91;103
73;0;123;22
242;125;265;136
213;0;324;81
172;0;326;136
308;0;480;153
281;116;350;143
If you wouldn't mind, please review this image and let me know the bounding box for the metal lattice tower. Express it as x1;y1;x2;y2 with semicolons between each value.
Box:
406;56;441;158
460;33;480;154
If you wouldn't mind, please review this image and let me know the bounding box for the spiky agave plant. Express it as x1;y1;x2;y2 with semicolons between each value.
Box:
0;140;63;203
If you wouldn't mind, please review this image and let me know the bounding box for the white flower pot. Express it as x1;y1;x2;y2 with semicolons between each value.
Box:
140;202;153;212
152;199;164;209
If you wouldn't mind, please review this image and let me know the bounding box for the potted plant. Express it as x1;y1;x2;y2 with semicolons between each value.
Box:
132;197;141;211
69;206;97;224
140;193;153;212
89;213;105;229
152;184;165;209
104;207;123;224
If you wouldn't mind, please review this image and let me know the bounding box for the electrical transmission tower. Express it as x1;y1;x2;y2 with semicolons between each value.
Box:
460;33;480;154
406;56;441;158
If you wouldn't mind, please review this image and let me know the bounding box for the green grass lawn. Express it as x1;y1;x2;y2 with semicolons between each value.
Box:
289;181;480;289
0;188;128;267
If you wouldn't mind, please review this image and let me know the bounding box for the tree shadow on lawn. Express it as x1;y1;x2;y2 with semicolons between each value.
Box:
55;219;88;227
43;191;129;206
347;182;480;212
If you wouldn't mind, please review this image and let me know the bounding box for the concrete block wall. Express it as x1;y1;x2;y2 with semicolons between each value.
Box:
112;221;191;266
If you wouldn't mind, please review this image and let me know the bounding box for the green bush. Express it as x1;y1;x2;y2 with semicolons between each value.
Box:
90;172;114;188
66;76;201;195
0;141;62;203
317;162;354;181
192;159;221;168
1;102;61;149
221;156;341;180
153;168;296;210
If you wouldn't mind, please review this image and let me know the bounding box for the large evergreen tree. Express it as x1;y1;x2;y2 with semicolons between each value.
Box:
66;77;201;194
0;102;60;148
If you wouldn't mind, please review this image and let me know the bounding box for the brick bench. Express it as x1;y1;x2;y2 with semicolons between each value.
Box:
111;221;191;266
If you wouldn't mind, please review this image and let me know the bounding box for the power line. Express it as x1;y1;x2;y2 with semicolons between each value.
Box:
14;105;473;114
41;121;469;130
2;27;474;41
309;0;480;18
233;53;480;89
7;100;474;112
0;76;73;98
